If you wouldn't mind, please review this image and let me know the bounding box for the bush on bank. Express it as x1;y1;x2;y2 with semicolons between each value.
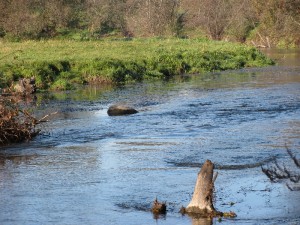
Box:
0;93;39;145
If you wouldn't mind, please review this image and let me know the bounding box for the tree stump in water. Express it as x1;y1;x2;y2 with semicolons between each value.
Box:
185;160;216;216
182;160;237;218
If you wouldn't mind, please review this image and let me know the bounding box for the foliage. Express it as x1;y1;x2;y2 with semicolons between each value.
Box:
0;39;274;90
246;0;300;48
0;0;299;47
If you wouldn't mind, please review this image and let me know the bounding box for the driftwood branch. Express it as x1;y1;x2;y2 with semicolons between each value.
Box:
37;112;58;123
286;145;300;168
262;145;300;191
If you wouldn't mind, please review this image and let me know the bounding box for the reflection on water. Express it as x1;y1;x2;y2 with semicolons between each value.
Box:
262;48;300;67
190;217;212;225
0;154;38;167
0;50;299;225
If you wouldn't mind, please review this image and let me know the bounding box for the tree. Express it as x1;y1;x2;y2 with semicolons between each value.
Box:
126;0;182;37
86;0;128;37
250;0;300;47
182;0;252;40
0;0;298;46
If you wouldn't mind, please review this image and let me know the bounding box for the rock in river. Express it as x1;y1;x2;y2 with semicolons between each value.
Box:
107;105;138;116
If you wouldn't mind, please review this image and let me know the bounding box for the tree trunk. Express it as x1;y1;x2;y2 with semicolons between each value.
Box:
185;159;216;216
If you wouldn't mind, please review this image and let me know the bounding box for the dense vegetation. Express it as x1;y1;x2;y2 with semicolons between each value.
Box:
0;38;274;90
0;0;299;47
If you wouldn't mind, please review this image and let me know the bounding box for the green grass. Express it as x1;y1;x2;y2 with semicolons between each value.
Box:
0;38;274;90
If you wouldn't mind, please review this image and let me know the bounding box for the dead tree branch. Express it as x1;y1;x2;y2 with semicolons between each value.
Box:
262;145;300;191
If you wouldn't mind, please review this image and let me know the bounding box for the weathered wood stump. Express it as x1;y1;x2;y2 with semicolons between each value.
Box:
185;160;217;216
182;160;236;218
107;104;138;116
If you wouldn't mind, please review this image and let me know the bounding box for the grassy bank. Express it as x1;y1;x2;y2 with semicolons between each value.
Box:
0;38;274;90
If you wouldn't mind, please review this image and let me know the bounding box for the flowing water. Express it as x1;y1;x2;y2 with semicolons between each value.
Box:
0;49;300;225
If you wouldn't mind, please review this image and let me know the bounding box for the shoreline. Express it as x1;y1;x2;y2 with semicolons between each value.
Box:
0;38;274;90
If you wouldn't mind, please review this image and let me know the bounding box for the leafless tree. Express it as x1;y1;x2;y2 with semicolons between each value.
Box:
0;0;299;43
86;0;129;37
126;0;182;37
250;0;300;46
182;0;254;40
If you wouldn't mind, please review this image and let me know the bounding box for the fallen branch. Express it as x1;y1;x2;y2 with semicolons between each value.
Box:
251;41;267;48
0;90;55;145
262;145;300;191
286;145;300;168
37;112;58;123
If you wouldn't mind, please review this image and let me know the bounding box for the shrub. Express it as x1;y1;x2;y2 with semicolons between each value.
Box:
51;78;74;90
0;93;39;145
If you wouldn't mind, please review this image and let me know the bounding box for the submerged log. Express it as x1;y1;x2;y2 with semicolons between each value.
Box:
185;159;216;216
107;104;138;116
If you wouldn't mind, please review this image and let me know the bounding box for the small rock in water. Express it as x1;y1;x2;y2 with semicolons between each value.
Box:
107;104;138;116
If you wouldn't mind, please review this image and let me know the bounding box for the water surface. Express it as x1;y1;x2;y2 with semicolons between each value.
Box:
0;50;299;225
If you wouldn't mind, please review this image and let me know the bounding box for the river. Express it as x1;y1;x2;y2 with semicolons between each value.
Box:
0;49;299;225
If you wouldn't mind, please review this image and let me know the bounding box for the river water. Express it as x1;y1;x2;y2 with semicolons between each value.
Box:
0;49;299;225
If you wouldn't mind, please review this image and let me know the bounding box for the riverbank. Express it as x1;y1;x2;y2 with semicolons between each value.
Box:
0;38;274;90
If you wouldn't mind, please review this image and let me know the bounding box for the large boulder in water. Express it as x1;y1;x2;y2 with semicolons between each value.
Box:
107;104;138;116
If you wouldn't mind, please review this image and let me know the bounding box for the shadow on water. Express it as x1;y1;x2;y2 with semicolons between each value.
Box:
0;49;299;225
0;153;38;167
189;218;212;225
168;156;277;170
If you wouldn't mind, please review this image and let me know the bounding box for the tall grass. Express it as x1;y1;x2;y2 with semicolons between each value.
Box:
0;38;274;90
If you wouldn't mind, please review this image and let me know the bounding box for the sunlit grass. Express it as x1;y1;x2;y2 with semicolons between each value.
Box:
0;38;274;90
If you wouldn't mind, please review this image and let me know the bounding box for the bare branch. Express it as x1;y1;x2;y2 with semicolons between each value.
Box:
286;145;300;168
